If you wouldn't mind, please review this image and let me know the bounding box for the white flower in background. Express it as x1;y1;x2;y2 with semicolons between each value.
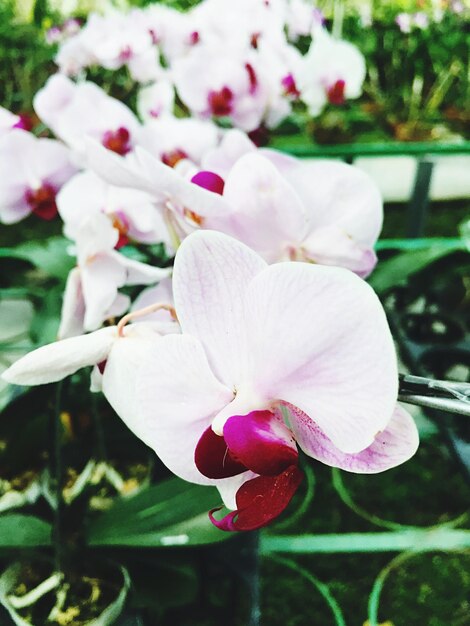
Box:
34;74;141;163
137;79;175;121
86;130;382;277
190;0;286;49
86;140;232;236
0;130;77;224
285;0;323;40
56;170;171;248
296;28;366;115
139;116;220;168
172;47;263;132
59;213;170;337
54;9;162;81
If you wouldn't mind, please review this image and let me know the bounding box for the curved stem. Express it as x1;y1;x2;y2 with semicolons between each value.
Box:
117;303;177;337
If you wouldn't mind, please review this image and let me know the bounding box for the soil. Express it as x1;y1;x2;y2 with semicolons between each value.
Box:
9;562;124;626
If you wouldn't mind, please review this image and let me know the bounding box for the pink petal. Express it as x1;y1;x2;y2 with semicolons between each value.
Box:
191;170;225;195
206;153;309;261
281;159;383;247
287;403;419;473
244;262;398;454
209;465;303;531
302;226;378;278
223;410;298;476
172;230;266;386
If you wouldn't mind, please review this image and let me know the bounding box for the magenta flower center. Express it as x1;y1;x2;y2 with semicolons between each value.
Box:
189;30;200;45
195;409;303;531
13;113;34;132
161;148;188;168
191;171;225;195
102;127;131;156
326;79;346;105
208;87;234;116
281;73;300;98
245;63;258;94
25;183;58;221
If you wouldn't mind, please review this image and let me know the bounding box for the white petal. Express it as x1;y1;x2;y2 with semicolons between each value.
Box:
2;327;116;386
173;230;266;386
134;333;234;483
244;262;398;453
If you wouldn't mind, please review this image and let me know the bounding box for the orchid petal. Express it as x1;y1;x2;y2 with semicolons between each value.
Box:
215;471;257;510
245;262;398;453
173;230;266;385
133;146;232;217
223;410;298;476
2;327;116;386
81;258;127;331
194;426;247;479
207;153;309;260
86;140;232;218
210;465;303;531
113;251;171;285
302;226;378;277
58;267;86;339
282;159;383;247
287;403;419;472
135;333;234;483
102;324;172;443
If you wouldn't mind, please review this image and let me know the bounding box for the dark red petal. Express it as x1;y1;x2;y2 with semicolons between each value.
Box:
223;410;298;476
195;426;247;479
208;87;233;116
25;184;58;220
245;63;258;94
209;465;303;532
191;171;225;195
161;149;188;168
102;127;131;155
327;79;346;105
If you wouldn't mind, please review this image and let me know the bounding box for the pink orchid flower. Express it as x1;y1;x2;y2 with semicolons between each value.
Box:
87;134;381;276
59;213;170;337
295;28;366;115
34;75;141;163
3;230;418;532
86;141;232;236
0;129;76;224
172;44;270;132
128;231;418;530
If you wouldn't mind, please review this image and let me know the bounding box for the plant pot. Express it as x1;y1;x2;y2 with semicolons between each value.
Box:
0;561;130;625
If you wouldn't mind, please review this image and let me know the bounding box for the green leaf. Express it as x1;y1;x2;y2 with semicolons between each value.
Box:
0;237;74;280
87;477;228;547
368;247;458;294
260;529;470;554
131;560;198;614
0;515;52;547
